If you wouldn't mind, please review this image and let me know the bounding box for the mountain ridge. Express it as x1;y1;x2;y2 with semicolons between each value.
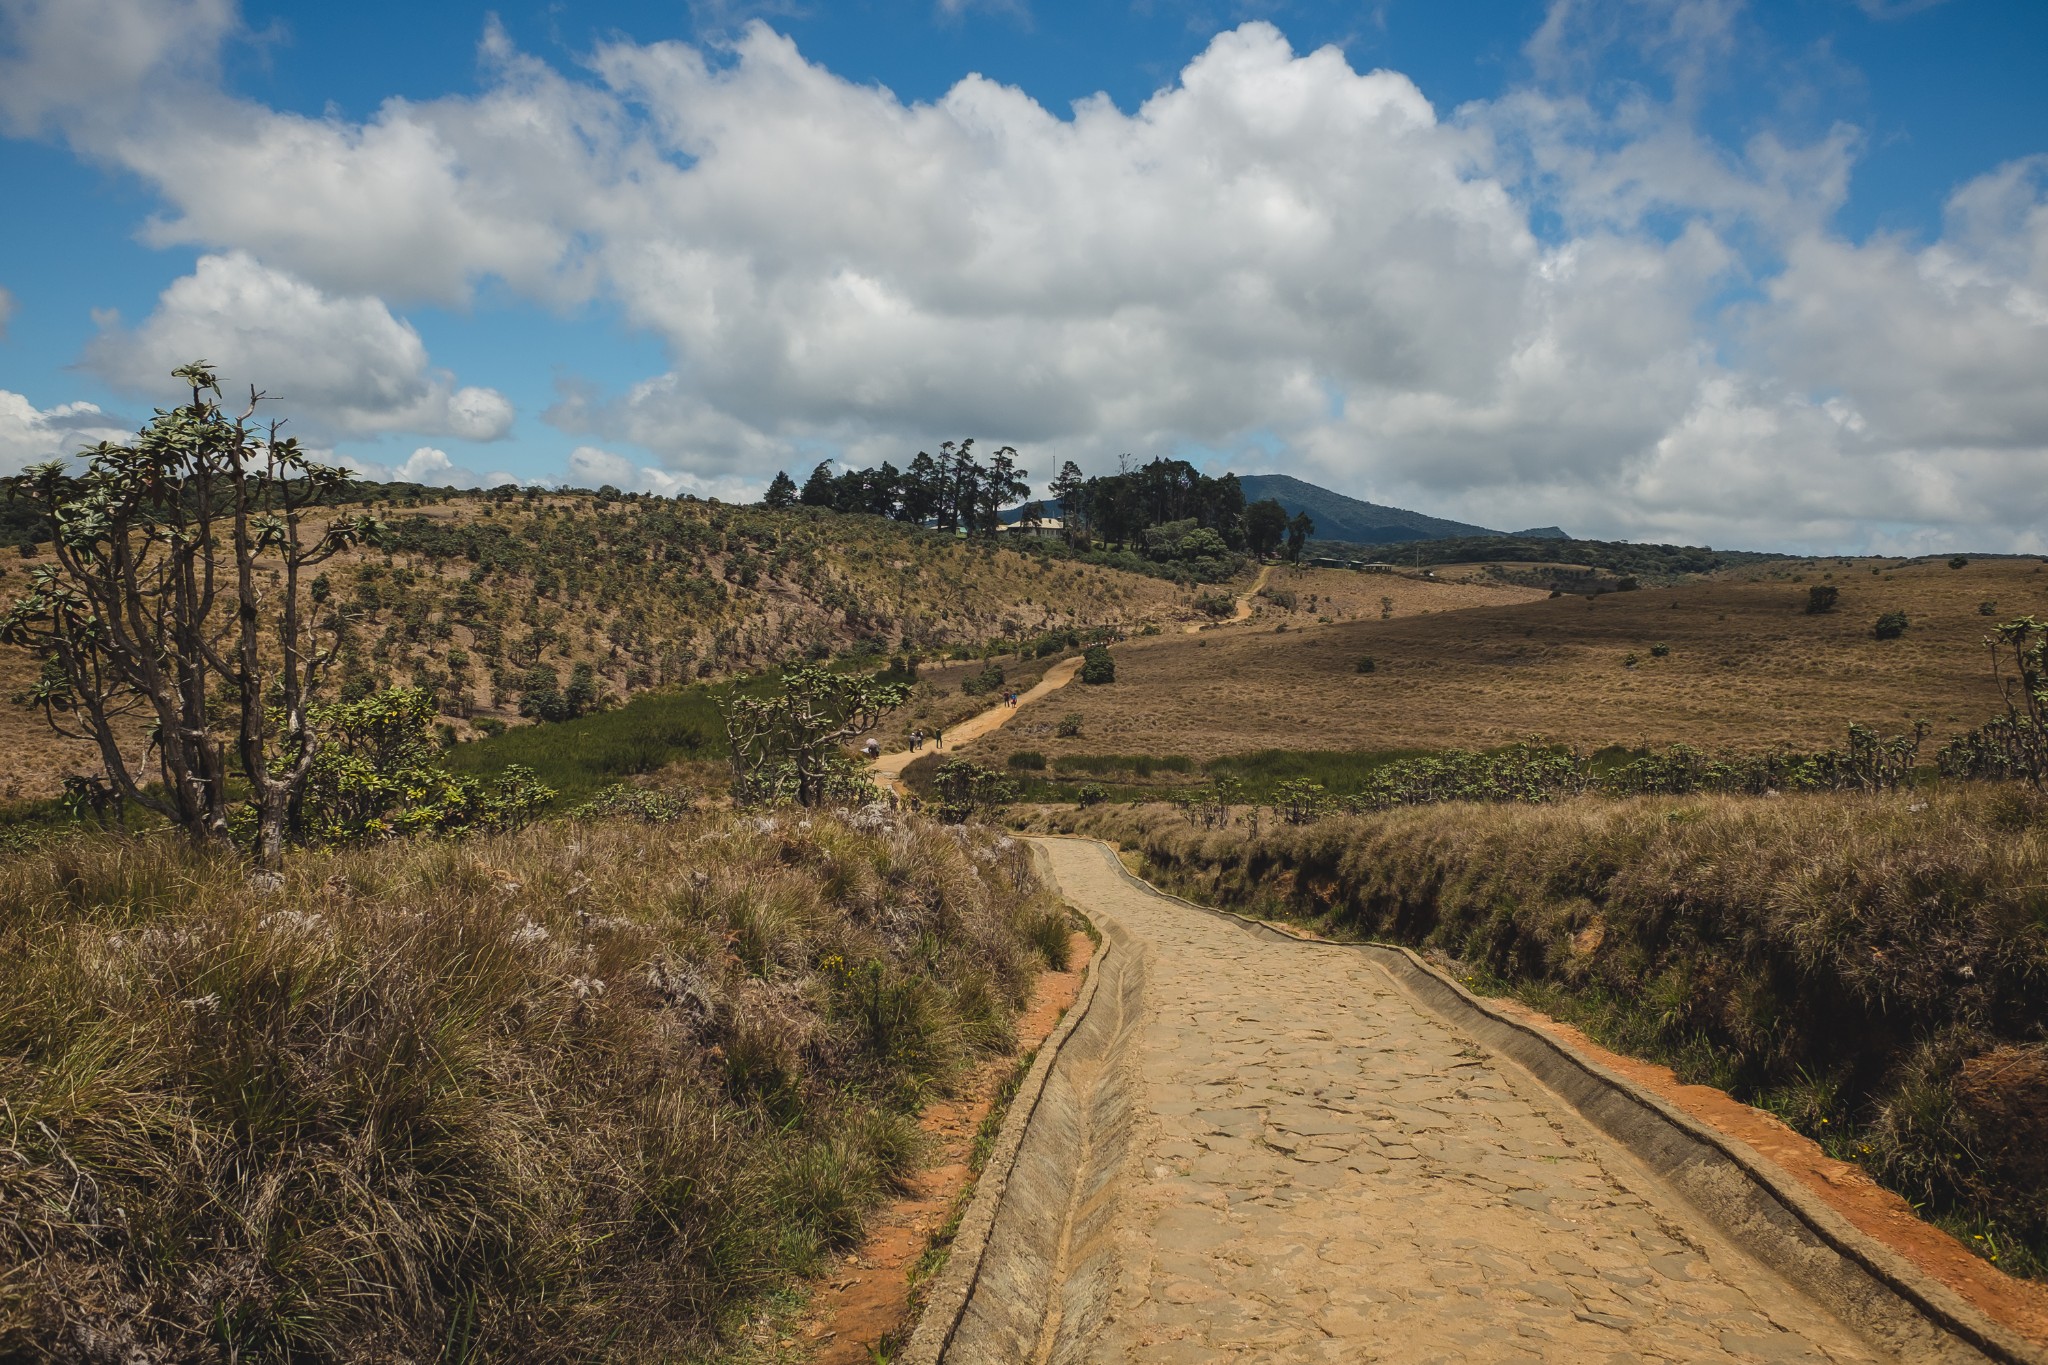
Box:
1236;473;1569;545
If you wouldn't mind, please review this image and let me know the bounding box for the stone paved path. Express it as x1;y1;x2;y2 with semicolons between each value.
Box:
1034;837;1888;1365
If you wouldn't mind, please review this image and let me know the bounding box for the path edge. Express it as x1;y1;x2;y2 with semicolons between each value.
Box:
897;852;1114;1365
1054;832;2046;1365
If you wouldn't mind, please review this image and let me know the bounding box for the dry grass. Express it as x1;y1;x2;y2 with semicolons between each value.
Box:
0;808;1067;1361
967;557;2042;766
1029;783;2048;1276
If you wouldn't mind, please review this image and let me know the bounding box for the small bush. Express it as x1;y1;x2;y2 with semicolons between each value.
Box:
960;661;1006;697
1874;610;1909;640
1981;600;2000;617
1055;713;1083;738
1079;645;1115;685
1950;556;1969;569
1649;643;1671;659
1622;652;1640;669
1355;656;1377;674
1007;750;1047;770
1076;783;1107;806
1615;576;1640;592
1806;585;1840;614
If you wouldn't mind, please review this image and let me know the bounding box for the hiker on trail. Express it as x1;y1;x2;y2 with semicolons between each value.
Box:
863;738;880;760
934;728;944;752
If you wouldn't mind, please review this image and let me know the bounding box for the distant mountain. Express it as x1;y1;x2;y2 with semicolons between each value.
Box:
1238;474;1542;545
997;473;1565;544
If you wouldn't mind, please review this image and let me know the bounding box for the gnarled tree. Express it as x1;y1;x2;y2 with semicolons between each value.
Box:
720;664;909;806
1;363;382;866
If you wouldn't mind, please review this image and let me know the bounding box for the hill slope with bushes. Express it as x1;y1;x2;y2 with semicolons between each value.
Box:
0;488;1195;801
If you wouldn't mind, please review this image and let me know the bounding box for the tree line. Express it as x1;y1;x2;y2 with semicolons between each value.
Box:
765;446;1314;564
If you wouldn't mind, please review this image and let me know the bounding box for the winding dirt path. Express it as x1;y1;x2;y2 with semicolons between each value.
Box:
1027;836;1892;1363
1184;563;1272;633
872;656;1084;794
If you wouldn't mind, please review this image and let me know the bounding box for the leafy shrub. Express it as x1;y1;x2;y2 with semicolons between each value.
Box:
1650;642;1671;658
1355;656;1377;674
1874;610;1910;640
1079;645;1115;685
296;687;553;844
1981;600;2000;617
1950;556;1969;569
1007;750;1047;770
928;760;1019;822
1075;783;1107;807
1055;712;1083;738
1806;584;1840;613
960;661;1007;697
1192;593;1235;618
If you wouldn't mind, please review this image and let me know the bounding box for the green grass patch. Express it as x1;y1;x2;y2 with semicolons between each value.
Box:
446;682;751;804
1201;748;1436;797
1050;753;1195;779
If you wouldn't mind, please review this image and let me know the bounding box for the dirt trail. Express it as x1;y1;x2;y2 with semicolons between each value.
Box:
1183;563;1271;633
1027;836;1892;1363
872;655;1083;793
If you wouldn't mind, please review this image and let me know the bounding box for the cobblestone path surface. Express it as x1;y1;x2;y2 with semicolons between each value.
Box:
1034;837;1886;1365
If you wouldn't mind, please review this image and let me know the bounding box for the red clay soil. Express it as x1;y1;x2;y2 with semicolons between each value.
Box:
790;930;1096;1363
1485;998;2048;1346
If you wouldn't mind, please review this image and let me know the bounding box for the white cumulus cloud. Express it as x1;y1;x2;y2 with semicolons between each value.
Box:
0;391;132;476
83;252;514;442
339;445;525;489
6;0;2047;548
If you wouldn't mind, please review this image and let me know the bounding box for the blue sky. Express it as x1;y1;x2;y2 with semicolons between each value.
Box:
1;0;2045;551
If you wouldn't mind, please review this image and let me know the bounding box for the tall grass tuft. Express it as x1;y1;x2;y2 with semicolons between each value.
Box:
0;807;1065;1361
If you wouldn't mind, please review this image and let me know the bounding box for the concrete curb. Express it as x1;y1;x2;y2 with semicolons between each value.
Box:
1055;833;2045;1365
900;851;1143;1365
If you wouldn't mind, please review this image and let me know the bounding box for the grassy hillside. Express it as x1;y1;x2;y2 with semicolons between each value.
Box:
1026;789;2048;1278
0;489;1199;801
0;808;1070;1360
957;556;2043;772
